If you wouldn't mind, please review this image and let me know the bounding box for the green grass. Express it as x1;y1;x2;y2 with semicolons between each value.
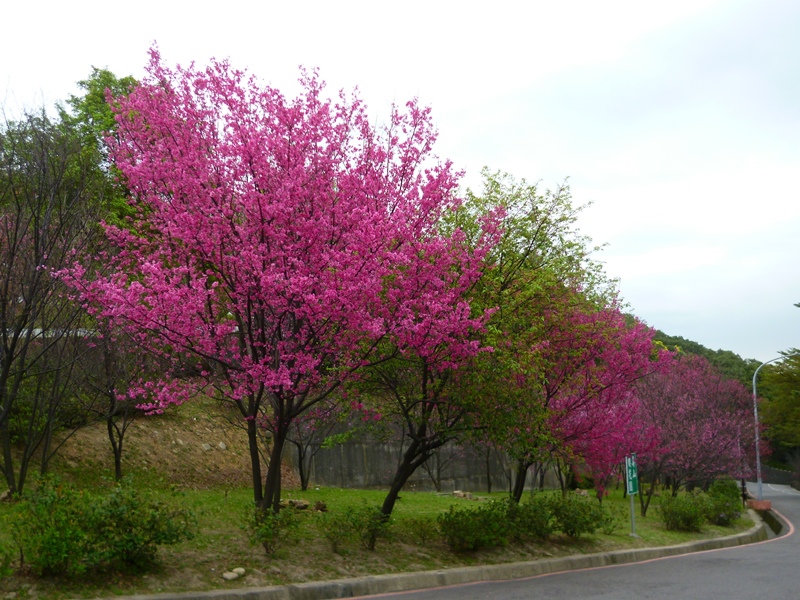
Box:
0;480;755;600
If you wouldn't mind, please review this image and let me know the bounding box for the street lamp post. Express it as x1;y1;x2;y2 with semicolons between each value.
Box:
752;353;800;501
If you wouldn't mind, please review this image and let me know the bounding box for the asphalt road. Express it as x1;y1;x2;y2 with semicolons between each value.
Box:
361;483;798;600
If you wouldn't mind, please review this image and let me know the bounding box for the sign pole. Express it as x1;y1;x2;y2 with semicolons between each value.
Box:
625;453;639;538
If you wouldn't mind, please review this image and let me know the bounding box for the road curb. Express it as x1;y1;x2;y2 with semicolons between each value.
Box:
108;510;768;600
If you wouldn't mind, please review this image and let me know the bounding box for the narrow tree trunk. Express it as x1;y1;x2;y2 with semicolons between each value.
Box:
107;417;123;481
0;421;16;496
292;440;310;491
381;437;433;516
262;426;287;513
40;421;53;475
511;459;532;503
246;417;264;507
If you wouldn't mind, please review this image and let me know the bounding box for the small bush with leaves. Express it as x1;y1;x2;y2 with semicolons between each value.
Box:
659;492;710;532
90;481;197;569
319;509;356;554
506;496;553;542
0;547;14;580
12;477;92;577
245;505;300;555
402;516;440;546
548;492;603;538
318;504;390;552
12;476;197;577
438;500;509;551
706;479;742;526
349;504;391;551
598;502;625;535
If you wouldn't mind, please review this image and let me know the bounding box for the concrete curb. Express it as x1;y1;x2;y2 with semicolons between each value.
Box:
110;510;768;600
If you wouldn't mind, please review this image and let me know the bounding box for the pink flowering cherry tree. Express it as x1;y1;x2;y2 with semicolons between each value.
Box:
549;311;668;497
66;48;493;512
634;353;754;515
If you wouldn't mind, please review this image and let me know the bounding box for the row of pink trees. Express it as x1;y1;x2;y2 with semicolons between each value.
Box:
62;50;758;513
632;353;755;514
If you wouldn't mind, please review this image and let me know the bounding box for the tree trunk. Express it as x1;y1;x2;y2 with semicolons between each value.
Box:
107;417;123;481
381;437;433;516
262;425;287;513
293;440;310;491
511;459;532;503
0;420;15;496
246;416;264;507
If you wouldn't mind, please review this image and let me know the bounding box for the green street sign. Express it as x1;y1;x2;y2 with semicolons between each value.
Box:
626;454;639;495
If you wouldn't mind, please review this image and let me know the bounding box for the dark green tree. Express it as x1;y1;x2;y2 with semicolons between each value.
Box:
450;170;616;503
760;351;800;460
652;331;759;387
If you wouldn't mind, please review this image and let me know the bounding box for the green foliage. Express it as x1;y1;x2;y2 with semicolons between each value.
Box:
548;492;603;538
11;476;196;577
760;351;800;456
59;66;138;226
349;504;392;551
318;504;390;552
320;430;358;449
598;502;625;535
658;492;711;532
0;547;11;580
652;330;758;387
63;67;137;143
437;493;605;550
319;508;356;554
12;477;91;576
401;516;440;546
245;506;300;555
705;479;743;526
88;481;197;569
506;496;554;541
437;500;510;551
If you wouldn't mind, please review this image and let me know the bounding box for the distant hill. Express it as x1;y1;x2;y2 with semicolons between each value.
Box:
652;330;760;388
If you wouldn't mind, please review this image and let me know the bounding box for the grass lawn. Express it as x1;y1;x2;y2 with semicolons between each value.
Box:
0;476;755;600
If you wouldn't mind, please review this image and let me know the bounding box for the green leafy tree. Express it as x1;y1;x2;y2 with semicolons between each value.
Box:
59;67;137;226
760;351;800;456
451;170;618;502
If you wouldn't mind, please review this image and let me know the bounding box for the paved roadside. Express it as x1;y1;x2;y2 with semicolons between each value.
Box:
111;510;769;600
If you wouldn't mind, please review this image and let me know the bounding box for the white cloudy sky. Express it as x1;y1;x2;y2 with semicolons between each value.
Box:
2;0;798;361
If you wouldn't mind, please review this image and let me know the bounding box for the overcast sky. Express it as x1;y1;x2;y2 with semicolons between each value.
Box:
2;0;798;362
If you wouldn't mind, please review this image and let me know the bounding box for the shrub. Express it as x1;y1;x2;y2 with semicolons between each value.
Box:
246;505;300;555
508;496;553;542
348;504;391;551
12;477;92;576
320;511;355;554
706;479;743;526
0;548;14;580
90;481;197;569
319;509;356;554
437;500;509;551
658;492;710;532
401;516;439;546
548;492;603;538
12;476;197;577
598;502;625;535
318;504;391;552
